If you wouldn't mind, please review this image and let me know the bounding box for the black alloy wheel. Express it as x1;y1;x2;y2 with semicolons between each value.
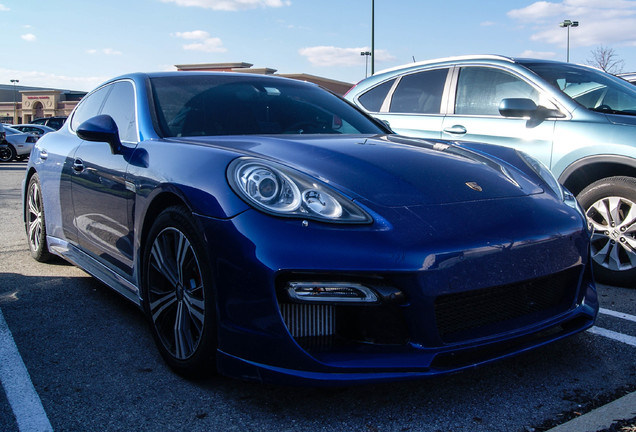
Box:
0;144;16;162
25;174;51;262
142;206;217;377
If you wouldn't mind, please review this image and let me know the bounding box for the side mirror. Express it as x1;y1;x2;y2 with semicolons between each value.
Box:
498;98;538;118
499;98;566;119
374;117;393;132
77;115;122;154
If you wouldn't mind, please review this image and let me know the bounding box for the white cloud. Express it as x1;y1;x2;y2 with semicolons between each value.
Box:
21;33;36;42
520;50;557;59
299;46;395;67
161;0;291;11
0;4;9;11
0;68;107;92
480;21;496;27
86;48;123;55
508;0;636;47
172;30;227;52
183;38;226;52
172;30;211;40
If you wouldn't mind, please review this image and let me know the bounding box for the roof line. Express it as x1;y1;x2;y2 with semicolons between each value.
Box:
374;54;515;75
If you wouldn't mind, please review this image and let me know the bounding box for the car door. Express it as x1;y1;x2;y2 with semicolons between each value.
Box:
441;66;558;168
368;68;450;139
53;85;112;245
70;80;138;276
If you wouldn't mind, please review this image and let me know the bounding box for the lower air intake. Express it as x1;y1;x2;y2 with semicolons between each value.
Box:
279;303;336;351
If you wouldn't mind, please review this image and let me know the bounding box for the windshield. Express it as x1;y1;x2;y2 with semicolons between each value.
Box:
150;75;387;137
520;61;636;116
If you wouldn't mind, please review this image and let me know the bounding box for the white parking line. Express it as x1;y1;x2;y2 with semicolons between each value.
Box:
599;307;636;323
0;308;53;432
588;326;636;348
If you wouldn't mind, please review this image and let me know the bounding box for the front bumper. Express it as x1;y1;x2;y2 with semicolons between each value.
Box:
196;193;598;385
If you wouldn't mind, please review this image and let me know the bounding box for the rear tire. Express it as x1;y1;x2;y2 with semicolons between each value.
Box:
577;176;636;287
25;174;51;262
0;144;16;162
142;206;218;378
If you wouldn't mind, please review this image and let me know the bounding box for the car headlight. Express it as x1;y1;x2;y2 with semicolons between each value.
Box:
228;158;372;224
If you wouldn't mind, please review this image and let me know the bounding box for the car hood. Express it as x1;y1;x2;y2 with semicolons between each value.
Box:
178;134;543;207
605;113;636;126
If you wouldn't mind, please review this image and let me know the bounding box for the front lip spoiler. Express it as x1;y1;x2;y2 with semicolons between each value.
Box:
216;302;597;386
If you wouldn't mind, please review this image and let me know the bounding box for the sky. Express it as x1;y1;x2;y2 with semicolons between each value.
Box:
3;0;636;91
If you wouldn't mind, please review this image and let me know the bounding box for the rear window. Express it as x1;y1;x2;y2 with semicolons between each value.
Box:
357;78;396;112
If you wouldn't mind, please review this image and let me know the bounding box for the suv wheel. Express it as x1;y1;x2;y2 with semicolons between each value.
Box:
577;176;636;287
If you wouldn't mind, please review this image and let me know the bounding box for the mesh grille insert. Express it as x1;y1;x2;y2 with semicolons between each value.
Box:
434;267;580;343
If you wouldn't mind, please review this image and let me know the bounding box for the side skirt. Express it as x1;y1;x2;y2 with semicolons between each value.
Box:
47;236;142;307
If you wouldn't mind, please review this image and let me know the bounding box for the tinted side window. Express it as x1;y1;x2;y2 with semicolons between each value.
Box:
389;69;447;114
71;86;110;130
455;67;539;116
358;78;396;112
100;81;138;142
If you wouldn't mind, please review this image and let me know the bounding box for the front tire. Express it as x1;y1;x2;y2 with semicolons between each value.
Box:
577;176;636;287
25;174;51;262
0;144;16;162
142;206;217;377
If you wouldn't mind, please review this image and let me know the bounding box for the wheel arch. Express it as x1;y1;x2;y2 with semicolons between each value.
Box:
138;191;192;267
558;155;636;196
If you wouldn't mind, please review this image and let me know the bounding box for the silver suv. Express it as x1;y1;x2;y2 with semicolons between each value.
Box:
346;55;636;286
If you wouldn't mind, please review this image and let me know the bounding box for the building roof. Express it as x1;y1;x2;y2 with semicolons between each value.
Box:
174;62;354;95
0;84;86;102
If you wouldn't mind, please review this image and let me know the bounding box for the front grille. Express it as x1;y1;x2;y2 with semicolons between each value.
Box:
434;267;580;343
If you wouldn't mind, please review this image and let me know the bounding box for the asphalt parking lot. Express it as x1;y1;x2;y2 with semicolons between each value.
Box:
1;161;635;432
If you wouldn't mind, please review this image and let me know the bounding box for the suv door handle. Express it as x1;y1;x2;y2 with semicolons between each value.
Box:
73;159;85;172
443;125;467;135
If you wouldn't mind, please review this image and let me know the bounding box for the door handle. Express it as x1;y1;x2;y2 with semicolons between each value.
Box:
73;159;85;172
443;125;467;135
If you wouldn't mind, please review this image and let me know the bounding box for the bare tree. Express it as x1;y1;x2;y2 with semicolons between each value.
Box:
587;46;625;74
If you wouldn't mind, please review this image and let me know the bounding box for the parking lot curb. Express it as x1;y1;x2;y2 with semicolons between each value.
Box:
545;391;636;432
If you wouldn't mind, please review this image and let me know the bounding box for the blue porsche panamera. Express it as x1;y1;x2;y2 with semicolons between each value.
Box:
23;72;598;385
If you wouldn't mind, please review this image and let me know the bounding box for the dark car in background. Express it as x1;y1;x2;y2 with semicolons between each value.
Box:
346;55;636;286
30;116;67;130
23;71;597;384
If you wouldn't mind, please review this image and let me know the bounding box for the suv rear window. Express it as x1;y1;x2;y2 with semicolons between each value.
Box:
357;78;396;112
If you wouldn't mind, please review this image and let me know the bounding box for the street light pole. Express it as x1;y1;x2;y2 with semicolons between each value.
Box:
371;0;375;75
559;20;579;62
10;79;19;124
361;51;371;77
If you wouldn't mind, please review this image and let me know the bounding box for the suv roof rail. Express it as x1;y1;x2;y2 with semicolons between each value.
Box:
375;54;515;76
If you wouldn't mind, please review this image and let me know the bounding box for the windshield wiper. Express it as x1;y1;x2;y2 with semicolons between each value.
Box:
590;107;636;116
